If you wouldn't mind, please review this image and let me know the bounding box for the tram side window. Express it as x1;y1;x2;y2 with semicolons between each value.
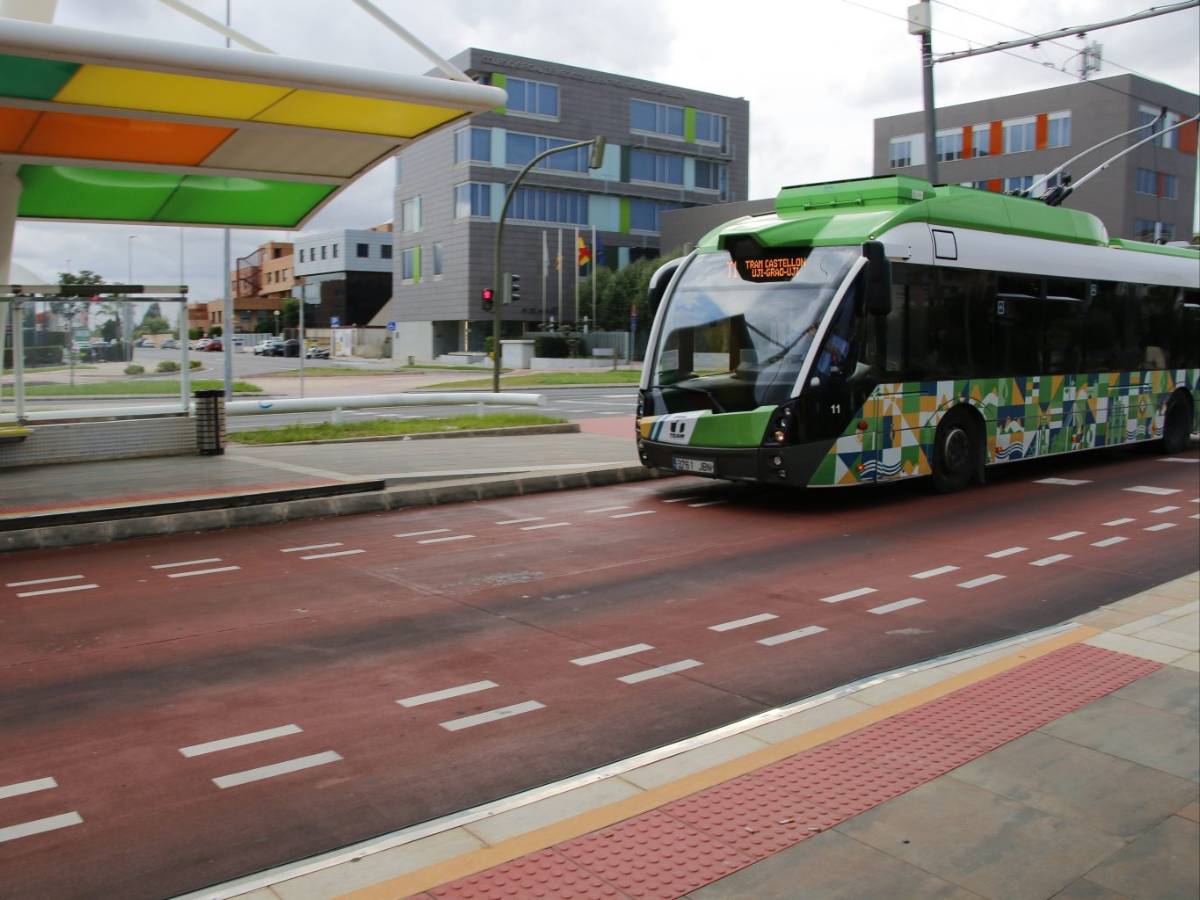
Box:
1128;283;1174;369
1043;278;1087;374
936;268;995;377
894;263;936;380
993;274;1042;376
1175;290;1200;368
865;262;925;380
1083;282;1125;372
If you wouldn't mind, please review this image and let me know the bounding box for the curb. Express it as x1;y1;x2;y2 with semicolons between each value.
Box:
227;422;580;447
418;382;639;392
0;464;674;553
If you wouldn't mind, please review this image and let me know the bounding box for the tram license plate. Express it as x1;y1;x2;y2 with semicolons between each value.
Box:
673;456;715;475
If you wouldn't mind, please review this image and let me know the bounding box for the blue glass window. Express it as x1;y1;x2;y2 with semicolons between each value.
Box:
630;148;683;185
694;159;727;197
1046;113;1070;148
505;132;588;172
509;187;587;225
454;126;491;163
629;198;679;233
694;111;724;145
454;182;491;218
629;99;684;137
507;77;558;117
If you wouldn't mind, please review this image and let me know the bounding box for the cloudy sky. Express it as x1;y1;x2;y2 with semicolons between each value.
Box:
12;0;1199;307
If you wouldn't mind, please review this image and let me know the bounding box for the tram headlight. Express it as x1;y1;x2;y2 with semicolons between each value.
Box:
773;429;787;443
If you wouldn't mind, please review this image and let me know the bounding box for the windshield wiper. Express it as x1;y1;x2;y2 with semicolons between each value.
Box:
669;381;727;413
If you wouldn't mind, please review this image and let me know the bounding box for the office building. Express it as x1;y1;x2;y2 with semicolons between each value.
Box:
294;225;394;327
371;48;749;361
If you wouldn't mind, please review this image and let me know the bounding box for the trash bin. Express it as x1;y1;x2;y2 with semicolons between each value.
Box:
194;389;226;456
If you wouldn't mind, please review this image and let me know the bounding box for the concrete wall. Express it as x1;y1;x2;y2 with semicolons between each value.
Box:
0;416;196;469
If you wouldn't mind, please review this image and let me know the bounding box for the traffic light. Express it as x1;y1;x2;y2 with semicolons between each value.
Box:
503;272;521;305
481;287;494;312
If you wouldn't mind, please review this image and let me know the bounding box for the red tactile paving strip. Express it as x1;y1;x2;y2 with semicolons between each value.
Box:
422;644;1160;899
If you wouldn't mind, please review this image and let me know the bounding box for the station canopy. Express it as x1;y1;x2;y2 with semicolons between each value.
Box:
0;17;504;228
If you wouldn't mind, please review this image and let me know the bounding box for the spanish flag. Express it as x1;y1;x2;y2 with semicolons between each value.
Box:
577;235;592;271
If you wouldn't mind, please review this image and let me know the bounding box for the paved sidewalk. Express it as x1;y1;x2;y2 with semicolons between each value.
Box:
202;575;1199;900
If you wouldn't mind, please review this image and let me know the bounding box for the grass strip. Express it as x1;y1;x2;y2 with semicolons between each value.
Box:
264;366;511;377
423;370;642;389
24;378;262;396
229;413;566;445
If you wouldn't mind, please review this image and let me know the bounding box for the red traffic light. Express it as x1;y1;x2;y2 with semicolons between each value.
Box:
481;287;494;311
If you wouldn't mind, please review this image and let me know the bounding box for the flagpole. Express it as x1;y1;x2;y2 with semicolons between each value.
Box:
590;224;597;330
573;227;580;326
556;228;563;326
541;230;548;327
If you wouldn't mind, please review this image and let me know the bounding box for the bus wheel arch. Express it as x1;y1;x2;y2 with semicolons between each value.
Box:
930;404;986;493
1161;389;1194;455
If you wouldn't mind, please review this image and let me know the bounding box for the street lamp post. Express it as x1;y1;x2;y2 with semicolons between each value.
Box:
126;235;137;362
491;135;606;392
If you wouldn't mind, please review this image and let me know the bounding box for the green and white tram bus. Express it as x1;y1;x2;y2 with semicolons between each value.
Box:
636;175;1200;492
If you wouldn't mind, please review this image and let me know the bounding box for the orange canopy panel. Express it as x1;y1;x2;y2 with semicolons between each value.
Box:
0;17;505;227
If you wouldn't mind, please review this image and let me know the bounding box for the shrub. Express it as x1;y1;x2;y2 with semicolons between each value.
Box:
534;335;569;358
156;360;179;373
124;364;145;375
190;360;202;369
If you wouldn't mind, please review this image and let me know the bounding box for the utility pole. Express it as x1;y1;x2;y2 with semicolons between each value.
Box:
221;0;234;401
910;1;937;184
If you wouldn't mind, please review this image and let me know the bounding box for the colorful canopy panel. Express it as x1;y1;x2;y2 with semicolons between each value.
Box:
0;20;505;228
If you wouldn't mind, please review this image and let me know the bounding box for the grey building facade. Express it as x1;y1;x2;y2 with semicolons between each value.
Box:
874;75;1198;243
371;48;749;361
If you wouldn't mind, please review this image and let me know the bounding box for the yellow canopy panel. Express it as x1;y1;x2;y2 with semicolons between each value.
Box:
0;18;505;227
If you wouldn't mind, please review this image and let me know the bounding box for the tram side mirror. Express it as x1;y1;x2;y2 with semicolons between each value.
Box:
648;258;683;311
863;241;892;316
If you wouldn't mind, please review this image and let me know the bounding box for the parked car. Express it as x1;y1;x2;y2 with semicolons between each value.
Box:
255;339;283;356
282;339;301;357
204;339;223;352
135;337;154;348
161;338;179;349
192;339;211;351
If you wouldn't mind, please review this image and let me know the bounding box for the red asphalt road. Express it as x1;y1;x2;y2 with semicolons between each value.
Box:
0;448;1197;899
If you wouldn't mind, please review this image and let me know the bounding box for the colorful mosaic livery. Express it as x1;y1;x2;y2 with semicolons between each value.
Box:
636;175;1200;491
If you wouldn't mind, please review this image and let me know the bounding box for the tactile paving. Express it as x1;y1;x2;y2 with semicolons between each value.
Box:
425;644;1161;898
430;848;625;899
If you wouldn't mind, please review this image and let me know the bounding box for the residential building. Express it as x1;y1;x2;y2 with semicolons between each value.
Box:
874;74;1197;242
371;48;749;361
294;227;394;327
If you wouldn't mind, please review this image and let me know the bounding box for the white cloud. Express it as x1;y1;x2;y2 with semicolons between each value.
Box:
12;0;1199;301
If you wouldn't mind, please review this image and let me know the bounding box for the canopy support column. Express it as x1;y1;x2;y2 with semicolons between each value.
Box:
0;163;22;416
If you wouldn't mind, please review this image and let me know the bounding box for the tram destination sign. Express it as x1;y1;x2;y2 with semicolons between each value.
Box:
733;248;811;283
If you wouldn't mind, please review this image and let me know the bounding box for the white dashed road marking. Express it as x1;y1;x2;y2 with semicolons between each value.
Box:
16;583;98;598
758;626;827;646
585;506;629;514
571;644;654;666
1124;486;1181;496
619;660;702;684
710;613;778;632
661;497;699;504
1161;458;1200;463
281;543;342;553
151;557;222;570
1092;536;1128;548
689;500;727;508
1031;554;1071;566
1035;478;1091;486
958;574;1006;589
986;547;1026;559
1144;523;1177;532
179;724;302;758
167;566;241;579
520;522;571;531
439;701;545;732
397;680;498;708
213;752;342;789
1150;506;1180;514
912;565;959;579
611;510;654;519
1103;518;1135;527
0;777;57;800
0;812;83;845
301;549;365;560
1049;531;1085;541
496;517;544;525
395;529;450;538
418;534;475;544
5;575;84;588
868;597;926;615
819;587;877;604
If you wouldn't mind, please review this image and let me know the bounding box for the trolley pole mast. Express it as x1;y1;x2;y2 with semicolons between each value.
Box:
910;1;937;185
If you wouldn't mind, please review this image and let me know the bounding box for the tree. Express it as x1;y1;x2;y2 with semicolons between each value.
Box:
281;297;300;328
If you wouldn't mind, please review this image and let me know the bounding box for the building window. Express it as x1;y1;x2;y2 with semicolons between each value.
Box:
1136;169;1179;199
332;243;338;258
507;77;558;117
1134;218;1175;242
629;99;684;138
1139;105;1180;149
454;182;491;218
629;148;684;185
972;124;990;157
432;241;443;277
694;159;727;198
299;249;306;262
356;242;369;258
1004;175;1033;193
320;245;327;260
510;186;587;225
888;138;912;168
935;130;963;162
400;196;421;233
629;198;679;233
505;131;589;172
381;244;392;259
401;247;418;281
1162;173;1178;199
971;180;991;191
1004;118;1036;154
694;111;725;147
454;126;491;163
1046;111;1071;148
